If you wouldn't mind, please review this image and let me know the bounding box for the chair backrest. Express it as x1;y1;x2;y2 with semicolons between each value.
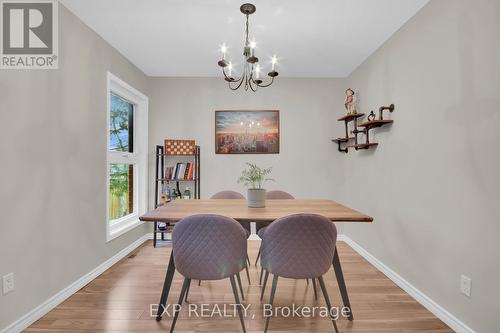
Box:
261;213;337;279
210;191;250;233
210;191;245;199
172;214;247;280
266;190;295;199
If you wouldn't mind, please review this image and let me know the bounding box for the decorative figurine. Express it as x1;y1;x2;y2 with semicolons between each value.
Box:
368;110;376;121
344;88;358;115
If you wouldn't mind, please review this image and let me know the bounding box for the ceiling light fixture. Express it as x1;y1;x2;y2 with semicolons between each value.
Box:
217;3;279;91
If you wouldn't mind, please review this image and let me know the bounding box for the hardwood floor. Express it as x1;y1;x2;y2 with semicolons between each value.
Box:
26;240;452;332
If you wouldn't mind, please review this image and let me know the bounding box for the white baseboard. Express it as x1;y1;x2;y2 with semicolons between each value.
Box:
337;234;348;242
339;234;476;333
147;232;171;240
1;234;150;333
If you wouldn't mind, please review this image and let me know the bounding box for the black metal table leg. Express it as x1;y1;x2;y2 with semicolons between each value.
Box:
333;246;354;321
156;251;176;321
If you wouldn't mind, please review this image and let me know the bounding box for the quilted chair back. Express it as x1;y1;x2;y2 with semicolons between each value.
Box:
211;191;249;234
261;214;337;279
256;191;294;234
210;191;245;199
172;214;247;280
266;190;295;200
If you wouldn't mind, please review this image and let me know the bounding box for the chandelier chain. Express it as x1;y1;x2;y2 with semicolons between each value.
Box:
245;15;249;45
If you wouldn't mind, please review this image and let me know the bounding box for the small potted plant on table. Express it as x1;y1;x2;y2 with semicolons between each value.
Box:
238;163;274;208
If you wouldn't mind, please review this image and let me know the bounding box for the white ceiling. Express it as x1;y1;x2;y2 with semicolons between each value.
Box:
60;0;429;78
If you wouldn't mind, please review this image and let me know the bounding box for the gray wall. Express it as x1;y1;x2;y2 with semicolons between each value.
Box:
0;6;149;330
336;0;500;332
1;0;498;332
147;77;345;202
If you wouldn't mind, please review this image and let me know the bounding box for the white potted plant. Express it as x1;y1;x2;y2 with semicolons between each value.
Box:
238;163;274;208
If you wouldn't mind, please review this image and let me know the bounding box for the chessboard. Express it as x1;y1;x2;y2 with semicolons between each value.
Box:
164;139;196;155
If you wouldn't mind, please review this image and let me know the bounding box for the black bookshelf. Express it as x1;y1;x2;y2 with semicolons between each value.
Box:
153;144;200;247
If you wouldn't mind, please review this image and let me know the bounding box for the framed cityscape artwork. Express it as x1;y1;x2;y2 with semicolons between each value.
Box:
215;110;280;154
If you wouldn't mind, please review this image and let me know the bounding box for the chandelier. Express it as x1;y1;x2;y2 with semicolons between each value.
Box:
217;3;279;91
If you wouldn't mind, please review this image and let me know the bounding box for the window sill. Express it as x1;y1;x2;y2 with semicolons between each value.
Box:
107;216;144;242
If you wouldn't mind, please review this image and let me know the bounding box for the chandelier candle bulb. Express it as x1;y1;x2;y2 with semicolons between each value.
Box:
218;44;228;68
250;40;256;56
221;44;227;60
271;56;277;71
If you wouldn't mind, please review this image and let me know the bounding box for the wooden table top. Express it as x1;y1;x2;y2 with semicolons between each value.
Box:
139;199;373;223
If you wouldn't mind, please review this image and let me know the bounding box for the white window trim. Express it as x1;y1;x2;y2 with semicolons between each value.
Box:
106;72;148;242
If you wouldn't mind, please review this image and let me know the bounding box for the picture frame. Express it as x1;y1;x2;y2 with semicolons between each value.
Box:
215;110;280;154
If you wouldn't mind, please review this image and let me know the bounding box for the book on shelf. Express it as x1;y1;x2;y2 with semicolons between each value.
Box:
187;163;193;180
172;163;178;179
165;162;195;180
184;162;191;179
165;166;174;179
177;163;184;179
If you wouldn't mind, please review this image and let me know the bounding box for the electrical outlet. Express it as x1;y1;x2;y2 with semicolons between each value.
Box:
460;274;471;297
2;273;14;295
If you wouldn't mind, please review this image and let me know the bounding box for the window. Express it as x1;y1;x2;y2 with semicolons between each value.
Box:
106;73;148;242
109;93;134;153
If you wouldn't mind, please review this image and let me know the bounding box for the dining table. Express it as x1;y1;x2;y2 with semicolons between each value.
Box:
139;199;373;322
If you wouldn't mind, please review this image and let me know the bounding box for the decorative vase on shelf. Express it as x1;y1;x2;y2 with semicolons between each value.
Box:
247;188;266;208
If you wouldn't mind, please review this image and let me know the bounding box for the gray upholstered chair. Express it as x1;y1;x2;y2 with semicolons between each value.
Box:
255;190;295;266
210;190;245;200
210;191;251;284
260;213;339;333
265;190;295;200
169;214;248;333
211;191;248;235
256;191;315;293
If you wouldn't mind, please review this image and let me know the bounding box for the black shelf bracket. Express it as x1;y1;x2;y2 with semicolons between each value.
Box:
379;104;395;120
332;139;348;153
